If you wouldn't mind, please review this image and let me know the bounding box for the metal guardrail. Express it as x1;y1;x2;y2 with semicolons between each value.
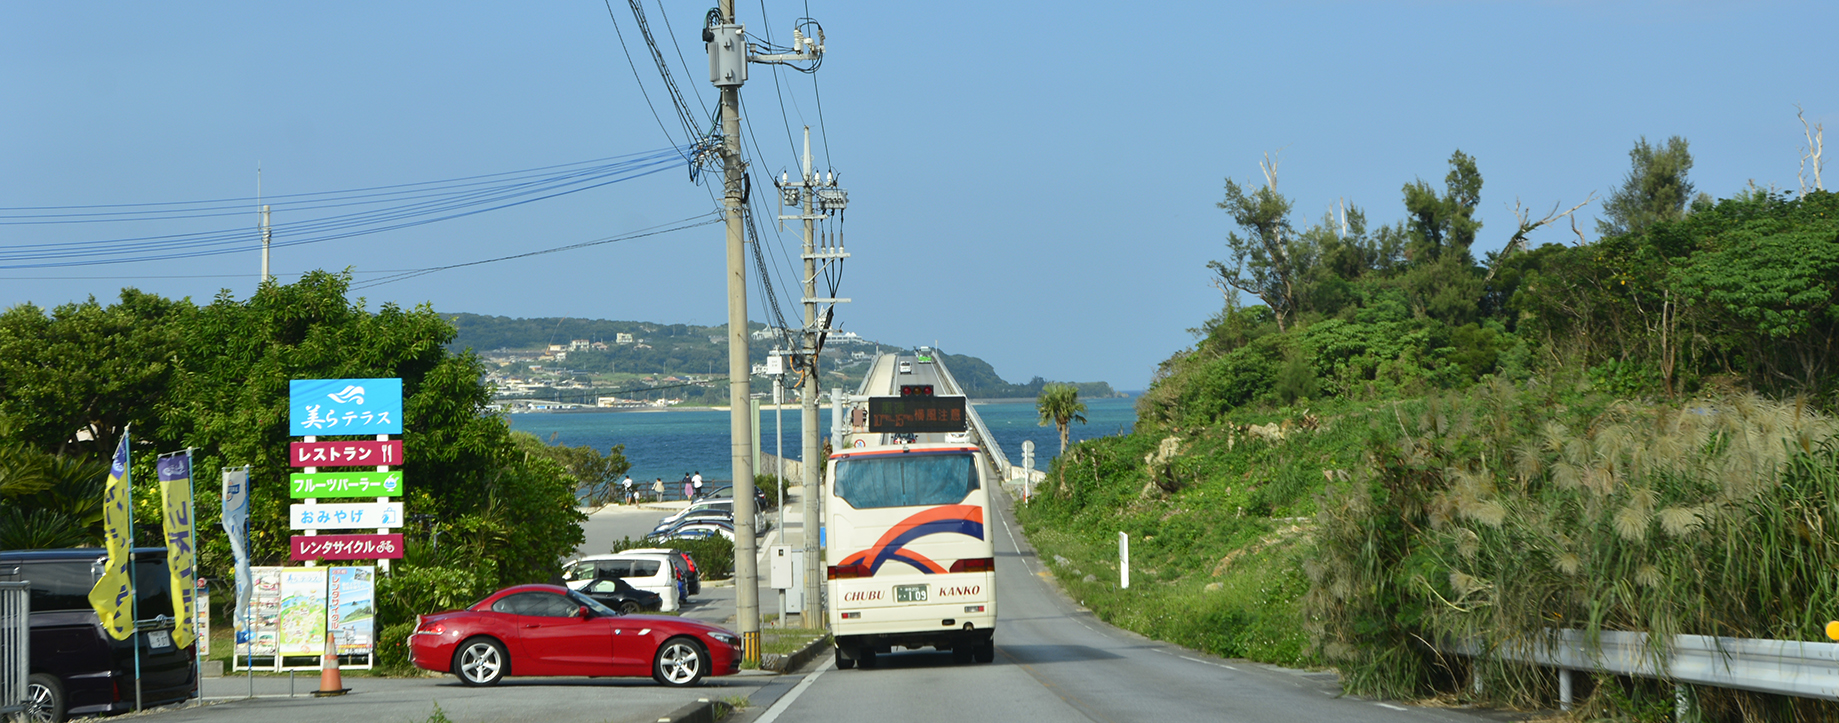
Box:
930;355;1012;476
0;581;27;717
1451;628;1839;712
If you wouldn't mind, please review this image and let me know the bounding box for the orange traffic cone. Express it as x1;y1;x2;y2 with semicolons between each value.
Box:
313;631;348;697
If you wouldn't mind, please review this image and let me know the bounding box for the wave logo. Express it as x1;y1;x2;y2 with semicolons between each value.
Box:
837;504;984;575
327;385;367;404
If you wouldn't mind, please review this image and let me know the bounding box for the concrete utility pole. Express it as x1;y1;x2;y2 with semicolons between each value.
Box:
259;205;272;283
780;127;847;626
708;0;760;662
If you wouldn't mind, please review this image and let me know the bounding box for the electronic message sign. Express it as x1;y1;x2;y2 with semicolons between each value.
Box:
867;395;967;433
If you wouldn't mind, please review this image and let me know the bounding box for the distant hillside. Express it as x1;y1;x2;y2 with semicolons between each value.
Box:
935;352;1118;399
441;312;1115;397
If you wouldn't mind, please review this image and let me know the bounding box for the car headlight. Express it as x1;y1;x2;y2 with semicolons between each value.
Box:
707;631;739;646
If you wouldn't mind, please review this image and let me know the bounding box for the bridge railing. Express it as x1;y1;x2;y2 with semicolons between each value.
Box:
931;356;1011;478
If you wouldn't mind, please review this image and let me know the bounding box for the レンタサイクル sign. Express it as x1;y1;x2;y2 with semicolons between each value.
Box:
289;471;403;499
290;534;404;561
289;378;403;436
288;502;404;530
289;440;402;468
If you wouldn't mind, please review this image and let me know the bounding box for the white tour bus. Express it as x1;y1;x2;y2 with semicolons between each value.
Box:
826;442;996;668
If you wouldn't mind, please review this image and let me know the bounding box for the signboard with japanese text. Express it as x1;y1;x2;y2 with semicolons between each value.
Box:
277;567;328;656
289;470;403;499
235;566;282;657
289;502;403;530
291;534;405;561
867;395;968;433
289;378;403;436
290;439;402;468
328;567;375;655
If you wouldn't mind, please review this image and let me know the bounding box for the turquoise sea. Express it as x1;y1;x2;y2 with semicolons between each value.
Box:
507;395;1138;486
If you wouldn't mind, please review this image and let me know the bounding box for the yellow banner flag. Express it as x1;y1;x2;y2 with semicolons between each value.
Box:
88;434;136;641
159;451;197;650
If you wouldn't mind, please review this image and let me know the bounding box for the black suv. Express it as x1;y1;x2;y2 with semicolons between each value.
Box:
1;548;198;723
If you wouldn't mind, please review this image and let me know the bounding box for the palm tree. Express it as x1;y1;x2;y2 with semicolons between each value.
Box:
1036;384;1088;455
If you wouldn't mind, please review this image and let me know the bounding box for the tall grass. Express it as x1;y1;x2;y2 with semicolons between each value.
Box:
1307;383;1839;719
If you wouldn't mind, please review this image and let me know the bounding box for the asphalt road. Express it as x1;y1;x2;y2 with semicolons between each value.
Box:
736;485;1530;723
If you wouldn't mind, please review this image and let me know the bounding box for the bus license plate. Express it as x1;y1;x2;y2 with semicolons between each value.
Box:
896;584;928;602
147;630;173;649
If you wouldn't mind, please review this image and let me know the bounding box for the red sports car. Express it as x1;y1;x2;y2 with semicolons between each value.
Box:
409;584;742;687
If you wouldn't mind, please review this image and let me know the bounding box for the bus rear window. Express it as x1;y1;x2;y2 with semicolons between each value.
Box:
834;453;977;509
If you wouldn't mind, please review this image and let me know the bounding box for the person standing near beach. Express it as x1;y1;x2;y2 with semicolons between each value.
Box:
691;471;704;499
681;472;693;501
652;478;665;502
620;475;634;504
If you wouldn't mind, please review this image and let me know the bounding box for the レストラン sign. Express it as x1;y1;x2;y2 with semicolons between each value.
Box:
289;440;403;468
289;471;403;499
289;378;403;436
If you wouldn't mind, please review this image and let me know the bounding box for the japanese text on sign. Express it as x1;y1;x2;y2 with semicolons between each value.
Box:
289;378;403;436
290;440;403;468
289;471;403;499
867;396;969;433
289;502;404;530
290;534;405;561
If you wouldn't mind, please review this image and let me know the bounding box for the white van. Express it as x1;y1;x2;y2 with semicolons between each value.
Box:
562;552;681;612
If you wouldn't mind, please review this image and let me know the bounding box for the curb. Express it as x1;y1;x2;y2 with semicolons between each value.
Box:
658;697;732;723
761;634;830;673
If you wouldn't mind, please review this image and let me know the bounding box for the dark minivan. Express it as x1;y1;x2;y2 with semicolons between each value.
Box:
0;548;198;723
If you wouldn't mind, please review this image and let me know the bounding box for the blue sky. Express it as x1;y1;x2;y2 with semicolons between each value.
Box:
1;2;1830;390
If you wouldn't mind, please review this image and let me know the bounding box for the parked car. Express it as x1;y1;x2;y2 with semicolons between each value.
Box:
651;509;732;535
575;575;662;613
700;485;769;511
562;553;680;611
656;499;732;528
0;548;197;723
621;548;700;596
409;584;740;687
646;520;735;543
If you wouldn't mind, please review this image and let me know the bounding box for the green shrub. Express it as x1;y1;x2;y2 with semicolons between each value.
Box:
376;563;495;628
376;621;416;669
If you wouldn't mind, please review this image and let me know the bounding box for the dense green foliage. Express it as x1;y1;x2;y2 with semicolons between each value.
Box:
1022;138;1839;719
0;272;585;613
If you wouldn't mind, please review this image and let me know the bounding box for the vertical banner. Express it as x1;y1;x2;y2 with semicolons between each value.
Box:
196;585;210;657
277;568;328;656
158;451;197;649
221;468;252;643
87;433;136;641
328;567;375;655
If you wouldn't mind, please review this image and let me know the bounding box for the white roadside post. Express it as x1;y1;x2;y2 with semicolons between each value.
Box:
1119;532;1130;589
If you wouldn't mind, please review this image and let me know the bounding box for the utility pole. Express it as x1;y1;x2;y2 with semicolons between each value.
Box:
708;1;760;662
780;128;847;625
259;205;272;284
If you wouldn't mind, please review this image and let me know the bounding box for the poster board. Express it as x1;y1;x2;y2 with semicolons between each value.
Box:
233;565;375;671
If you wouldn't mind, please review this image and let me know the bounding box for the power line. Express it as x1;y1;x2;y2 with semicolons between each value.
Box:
350;213;722;290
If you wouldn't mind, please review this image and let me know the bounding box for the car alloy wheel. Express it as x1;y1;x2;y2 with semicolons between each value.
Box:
24;674;65;723
620;600;641;614
455;638;508;685
653;637;706;686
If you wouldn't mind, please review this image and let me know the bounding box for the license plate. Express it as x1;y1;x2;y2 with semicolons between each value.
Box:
896;584;928;602
147;629;173;649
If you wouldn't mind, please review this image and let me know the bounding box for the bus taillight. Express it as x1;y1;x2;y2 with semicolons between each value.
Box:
828;562;871;580
948;557;994;573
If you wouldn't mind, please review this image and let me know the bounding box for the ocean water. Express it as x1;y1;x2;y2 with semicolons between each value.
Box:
507;395;1138;485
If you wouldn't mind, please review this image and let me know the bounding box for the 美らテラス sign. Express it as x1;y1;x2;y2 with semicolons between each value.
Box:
289;471;403;498
289;378;403;436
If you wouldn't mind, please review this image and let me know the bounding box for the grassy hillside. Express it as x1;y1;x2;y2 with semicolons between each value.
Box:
1016;152;1839;720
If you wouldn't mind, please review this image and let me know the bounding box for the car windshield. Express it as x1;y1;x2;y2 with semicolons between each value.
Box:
567;589;621;617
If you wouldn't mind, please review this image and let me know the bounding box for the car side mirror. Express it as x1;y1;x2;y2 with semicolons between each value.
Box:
576;605;592;619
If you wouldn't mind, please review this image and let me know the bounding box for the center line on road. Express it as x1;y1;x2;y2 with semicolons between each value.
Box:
754;657;834;723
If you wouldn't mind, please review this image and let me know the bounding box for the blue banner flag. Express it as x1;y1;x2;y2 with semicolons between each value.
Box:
289;378;403;436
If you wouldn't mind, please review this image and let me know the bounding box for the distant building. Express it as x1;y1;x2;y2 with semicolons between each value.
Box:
616;333;634;344
591;341;609;351
569;339;590;351
547;344;566;353
553;351;568;361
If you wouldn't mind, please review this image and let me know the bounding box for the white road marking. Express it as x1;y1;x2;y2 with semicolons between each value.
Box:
1375;703;1408;711
754;656;834;723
